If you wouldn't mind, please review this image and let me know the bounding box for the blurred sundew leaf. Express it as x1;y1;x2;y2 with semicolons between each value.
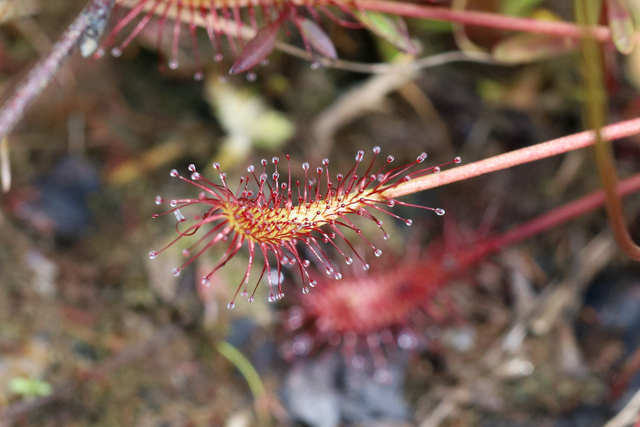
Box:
0;0;38;24
9;377;52;397
607;0;636;54
353;11;418;55
205;77;294;168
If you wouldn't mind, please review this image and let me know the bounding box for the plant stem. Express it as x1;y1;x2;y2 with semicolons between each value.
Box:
577;0;640;260
384;117;640;198
0;0;115;141
484;171;640;255
353;0;612;43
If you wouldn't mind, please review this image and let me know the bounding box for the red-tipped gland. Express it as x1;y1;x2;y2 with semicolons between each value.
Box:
150;149;458;307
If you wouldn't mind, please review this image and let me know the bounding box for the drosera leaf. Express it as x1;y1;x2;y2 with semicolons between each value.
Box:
229;20;281;75
297;18;338;60
353;11;418;55
607;0;636;54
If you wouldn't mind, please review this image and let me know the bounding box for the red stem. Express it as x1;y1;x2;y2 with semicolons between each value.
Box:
384;117;640;198
483;171;640;255
352;0;612;43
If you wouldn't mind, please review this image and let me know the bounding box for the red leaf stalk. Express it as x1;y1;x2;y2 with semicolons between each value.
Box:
384;117;640;198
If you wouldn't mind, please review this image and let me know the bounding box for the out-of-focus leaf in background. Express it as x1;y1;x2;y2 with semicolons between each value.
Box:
353;11;418;56
492;9;578;63
9;377;52;397
0;0;38;24
206;77;294;167
607;0;636;54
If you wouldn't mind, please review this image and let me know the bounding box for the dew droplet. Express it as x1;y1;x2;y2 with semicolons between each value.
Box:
174;209;185;222
398;330;418;349
310;280;317;287
277;291;285;299
181;249;190;257
302;162;310;171
172;268;181;277
326;267;334;276
155;196;163;205
345;257;353;265
303;260;311;268
111;47;122;57
248;296;255;303
268;294;276;302
260;58;269;66
334;273;342;280
374;369;393;384
417;152;427;163
194;71;204;81
170;199;178;207
148;251;158;259
191;172;201;180
168;60;179;70
214;53;224;62
454;156;462;163
188;164;196;172
310;62;320;70
170;169;179;177
373;146;381;154
376;220;383;227
387;155;394;162
201;278;211;287
374;249;383;257
435;208;445;216
241;291;248;297
302;287;310;294
405;219;413;226
351;355;365;369
227;302;235;310
363;264;370;271
433;166;441;173
383;233;390;240
246;72;257;81
387;201;395;207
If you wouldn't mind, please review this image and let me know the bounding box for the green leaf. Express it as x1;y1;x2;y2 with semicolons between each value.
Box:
206;80;294;167
500;0;547;17
9;377;53;397
354;11;418;55
607;0;636;54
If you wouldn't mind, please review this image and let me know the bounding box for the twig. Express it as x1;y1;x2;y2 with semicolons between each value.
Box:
604;385;640;427
0;0;115;141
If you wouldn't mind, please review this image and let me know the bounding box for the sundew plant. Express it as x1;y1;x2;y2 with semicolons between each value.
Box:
2;0;640;425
